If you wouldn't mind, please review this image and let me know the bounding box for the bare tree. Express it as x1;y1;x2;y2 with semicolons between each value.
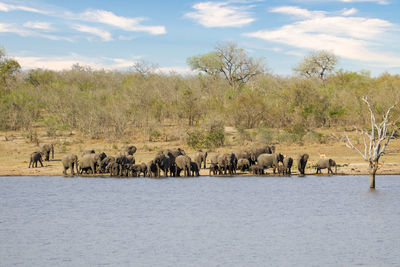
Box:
293;50;337;81
345;97;399;188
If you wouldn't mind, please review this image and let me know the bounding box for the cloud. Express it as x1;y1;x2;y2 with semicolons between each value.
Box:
79;9;166;35
13;54;139;71
245;6;400;67
0;22;72;41
338;0;389;4
185;1;255;27
23;21;54;31
270;6;324;18
72;24;112;41
0;2;47;14
341;8;357;16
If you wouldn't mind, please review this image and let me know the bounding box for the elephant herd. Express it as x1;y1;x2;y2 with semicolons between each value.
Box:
28;143;338;177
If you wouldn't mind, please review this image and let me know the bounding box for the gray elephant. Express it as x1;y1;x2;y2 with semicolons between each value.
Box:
193;150;208;169
257;153;284;174
121;145;137;155
154;153;170;177
190;161;200;176
29;151;44;168
237;158;250;172
297;154;309;175
283;156;293;175
249;164;264;175
158;148;185;176
40;144;54;161
147;160;158;178
108;162;120;177
62;154;79;175
175;155;191;177
316;159;337;174
79;152;105;174
250;145;275;163
209;163;218;175
100;156;115;173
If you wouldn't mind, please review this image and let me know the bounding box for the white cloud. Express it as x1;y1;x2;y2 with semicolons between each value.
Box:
341;8;357;16
13;54;139;71
23;21;54;31
79;9;166;35
0;22;72;41
72;24;112;41
270;6;324;18
245;6;400;67
185;1;255;27
339;0;389;4
0;2;47;14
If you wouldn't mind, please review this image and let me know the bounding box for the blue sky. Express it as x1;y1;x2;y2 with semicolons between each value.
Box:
0;0;399;75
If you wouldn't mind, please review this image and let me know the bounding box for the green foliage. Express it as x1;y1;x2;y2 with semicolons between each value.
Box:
187;125;225;149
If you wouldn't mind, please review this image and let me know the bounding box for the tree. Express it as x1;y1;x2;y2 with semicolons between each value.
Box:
293;50;337;81
345;97;399;188
187;42;265;90
0;47;21;92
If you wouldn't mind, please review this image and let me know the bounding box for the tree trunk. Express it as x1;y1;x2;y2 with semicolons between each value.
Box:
369;164;378;189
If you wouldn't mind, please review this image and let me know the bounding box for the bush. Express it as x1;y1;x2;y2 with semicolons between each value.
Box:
187;126;225;149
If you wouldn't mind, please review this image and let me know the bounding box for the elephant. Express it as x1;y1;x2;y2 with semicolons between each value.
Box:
209;163;219;175
297;154;309;175
121;145;137;155
136;163;148;177
233;150;252;167
29;151;43;168
175;155;191;177
216;153;236;175
158;148;185;176
100;156;115;173
316;159;337;174
40;144;54;161
81;149;95;157
79;152;105;174
147;160;158;178
249;165;264;175
154;153;170;177
250;145;275;163
257;153;284;174
107;162;120;177
190;161;200;176
115;153;130;176
193;150;208;169
283;156;293;175
62;154;78;175
237;158;250;172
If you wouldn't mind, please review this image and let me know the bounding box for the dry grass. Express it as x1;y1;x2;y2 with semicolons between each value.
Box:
1;127;400;176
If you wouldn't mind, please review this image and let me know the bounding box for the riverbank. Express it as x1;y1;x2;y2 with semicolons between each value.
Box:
1;129;400;177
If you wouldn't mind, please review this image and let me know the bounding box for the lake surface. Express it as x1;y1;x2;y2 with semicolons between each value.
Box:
1;175;399;266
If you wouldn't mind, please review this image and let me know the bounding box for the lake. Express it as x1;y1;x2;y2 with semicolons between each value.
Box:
1;175;399;266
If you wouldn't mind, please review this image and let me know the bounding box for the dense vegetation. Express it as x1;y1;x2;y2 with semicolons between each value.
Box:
1;44;399;148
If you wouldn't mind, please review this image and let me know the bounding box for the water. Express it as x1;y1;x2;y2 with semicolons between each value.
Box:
1;175;399;267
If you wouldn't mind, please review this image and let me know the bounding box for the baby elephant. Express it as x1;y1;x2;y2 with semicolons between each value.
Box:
29;151;44;168
316;159;337;174
249;165;264;175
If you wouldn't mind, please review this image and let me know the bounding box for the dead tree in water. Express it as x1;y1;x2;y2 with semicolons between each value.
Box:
345;97;399;189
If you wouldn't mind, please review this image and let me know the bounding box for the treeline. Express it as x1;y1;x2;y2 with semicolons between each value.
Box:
1;45;399;147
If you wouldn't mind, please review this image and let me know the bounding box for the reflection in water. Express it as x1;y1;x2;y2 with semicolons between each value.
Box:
1;175;399;266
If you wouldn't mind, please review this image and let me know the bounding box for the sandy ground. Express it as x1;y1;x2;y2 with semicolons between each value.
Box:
1;130;400;177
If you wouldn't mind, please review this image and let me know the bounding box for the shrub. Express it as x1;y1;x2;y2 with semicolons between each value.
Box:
187;126;225;149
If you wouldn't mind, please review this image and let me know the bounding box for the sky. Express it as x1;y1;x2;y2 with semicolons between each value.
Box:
0;0;399;76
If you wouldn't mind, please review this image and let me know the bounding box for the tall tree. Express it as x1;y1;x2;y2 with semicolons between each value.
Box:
187;42;265;90
345;97;399;189
293;50;337;81
0;47;21;92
